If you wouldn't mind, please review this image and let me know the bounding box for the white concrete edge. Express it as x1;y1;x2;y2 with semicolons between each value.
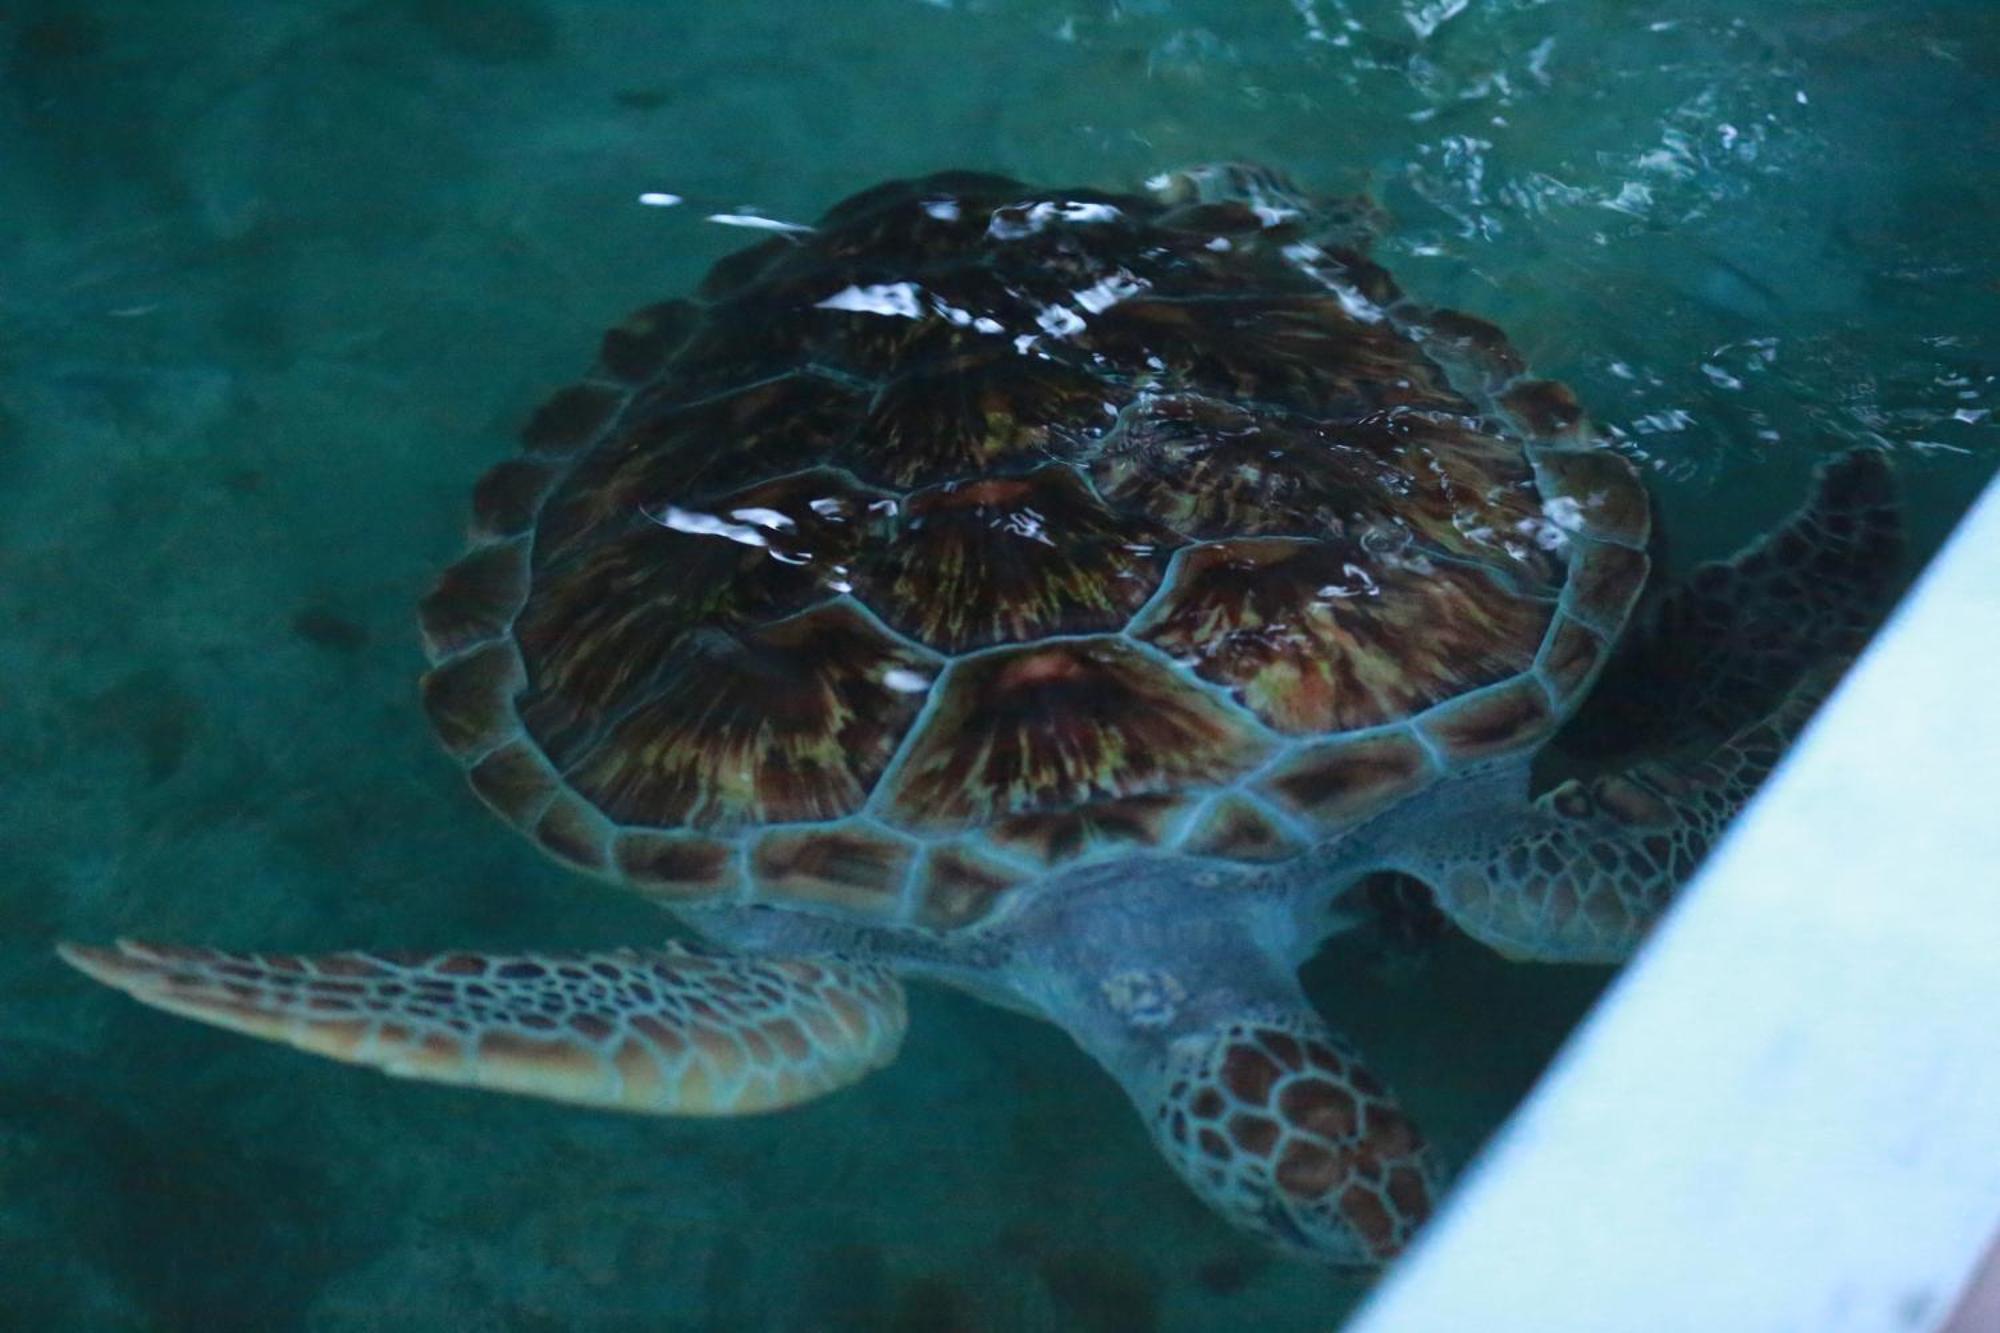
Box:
1343;469;2000;1333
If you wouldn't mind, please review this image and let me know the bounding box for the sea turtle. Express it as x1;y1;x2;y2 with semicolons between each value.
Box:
61;166;1901;1266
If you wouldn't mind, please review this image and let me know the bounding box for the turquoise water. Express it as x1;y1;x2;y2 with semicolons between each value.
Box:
4;1;1996;1329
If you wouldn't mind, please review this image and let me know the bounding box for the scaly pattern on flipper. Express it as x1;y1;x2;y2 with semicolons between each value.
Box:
1149;1017;1439;1266
59;941;906;1116
1561;447;1901;760
1430;670;1836;963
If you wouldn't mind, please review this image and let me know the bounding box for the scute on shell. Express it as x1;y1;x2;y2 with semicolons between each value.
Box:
1132;537;1551;736
416;169;1650;929
862;464;1172;653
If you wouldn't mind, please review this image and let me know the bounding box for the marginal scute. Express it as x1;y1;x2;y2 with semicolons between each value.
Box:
1313;247;1401;309
1536;447;1650;547
466;739;559;826
1538;615;1605;704
599;300;701;383
420;641;524;757
521;382;626;457
419;537;530;661
749;826;917;916
1257;732;1434;829
1417;308;1525;385
1419;676;1555;763
1501;379;1584;439
863;464;1170;652
987;794;1187;865
612;832;740;902
1181;795;1302;862
915;844;1029;929
696;235;792;300
1565;541;1650;633
535;792;614;874
469;457;558;540
882;638;1267;832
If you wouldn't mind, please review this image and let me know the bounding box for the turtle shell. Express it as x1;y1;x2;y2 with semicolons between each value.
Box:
418;170;1649;932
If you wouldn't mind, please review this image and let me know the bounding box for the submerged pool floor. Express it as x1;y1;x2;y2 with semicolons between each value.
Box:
3;2;1995;1329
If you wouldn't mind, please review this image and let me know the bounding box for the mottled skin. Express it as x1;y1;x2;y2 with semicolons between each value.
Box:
62;165;1902;1268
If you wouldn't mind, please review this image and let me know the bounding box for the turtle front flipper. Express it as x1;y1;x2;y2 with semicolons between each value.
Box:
1558;446;1903;760
1017;859;1443;1266
1144;1013;1441;1267
57;940;906;1115
1396;667;1838;964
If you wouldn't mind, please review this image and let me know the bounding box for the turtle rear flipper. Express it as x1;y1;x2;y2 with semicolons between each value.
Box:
1558;446;1902;760
58;940;905;1115
1386;664;1839;963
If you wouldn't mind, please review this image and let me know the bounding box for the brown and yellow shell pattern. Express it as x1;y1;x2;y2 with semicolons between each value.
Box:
418;170;1650;933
